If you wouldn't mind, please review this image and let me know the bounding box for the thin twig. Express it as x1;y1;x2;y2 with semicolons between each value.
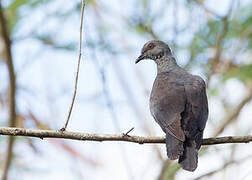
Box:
194;0;222;18
61;0;85;131
206;0;234;87
0;2;17;180
112;59;165;162
123;127;134;137
0;127;252;145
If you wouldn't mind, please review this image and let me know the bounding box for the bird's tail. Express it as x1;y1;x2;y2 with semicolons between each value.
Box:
165;133;183;160
178;139;198;172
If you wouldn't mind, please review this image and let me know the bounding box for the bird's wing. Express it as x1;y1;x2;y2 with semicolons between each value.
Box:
184;76;208;131
150;73;186;141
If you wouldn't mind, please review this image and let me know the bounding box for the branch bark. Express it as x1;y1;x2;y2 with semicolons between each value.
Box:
0;127;252;145
0;2;17;180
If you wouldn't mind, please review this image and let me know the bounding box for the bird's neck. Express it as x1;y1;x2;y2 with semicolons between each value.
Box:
156;55;178;73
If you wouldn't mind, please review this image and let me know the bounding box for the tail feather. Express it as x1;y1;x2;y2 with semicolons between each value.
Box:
178;140;198;172
195;131;203;149
166;133;183;160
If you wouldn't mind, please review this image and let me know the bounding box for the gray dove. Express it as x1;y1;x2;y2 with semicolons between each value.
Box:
135;40;208;171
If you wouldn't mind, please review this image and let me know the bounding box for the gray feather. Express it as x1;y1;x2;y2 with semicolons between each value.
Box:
136;40;208;172
179;140;198;172
166;133;184;160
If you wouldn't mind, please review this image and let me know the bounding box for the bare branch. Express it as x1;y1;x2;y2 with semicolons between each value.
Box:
61;0;85;131
194;0;222;18
0;127;252;145
206;0;235;87
213;86;252;137
0;0;16;131
0;2;17;180
195;154;252;180
1;138;14;180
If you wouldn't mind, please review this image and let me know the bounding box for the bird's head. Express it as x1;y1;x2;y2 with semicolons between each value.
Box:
135;40;171;64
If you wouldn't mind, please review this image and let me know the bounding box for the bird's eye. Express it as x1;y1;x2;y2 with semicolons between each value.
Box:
148;43;154;49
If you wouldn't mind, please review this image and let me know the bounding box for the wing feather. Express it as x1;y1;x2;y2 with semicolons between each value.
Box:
184;76;208;131
150;73;186;141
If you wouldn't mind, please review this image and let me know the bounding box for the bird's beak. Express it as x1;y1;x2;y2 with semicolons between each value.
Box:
135;54;145;64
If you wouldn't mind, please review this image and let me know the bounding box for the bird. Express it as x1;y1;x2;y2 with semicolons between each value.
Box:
135;40;208;171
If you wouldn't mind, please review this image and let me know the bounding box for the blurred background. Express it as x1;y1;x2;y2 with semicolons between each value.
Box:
0;0;252;179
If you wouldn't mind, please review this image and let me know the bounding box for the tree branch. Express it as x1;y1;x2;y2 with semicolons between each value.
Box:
61;0;85;131
206;1;234;87
195;154;252;180
0;127;252;145
213;86;252;137
0;2;17;180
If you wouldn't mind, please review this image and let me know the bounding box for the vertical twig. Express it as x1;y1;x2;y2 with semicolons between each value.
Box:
61;0;85;131
0;2;17;180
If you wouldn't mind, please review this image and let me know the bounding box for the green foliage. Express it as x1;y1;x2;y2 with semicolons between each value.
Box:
5;0;46;33
225;4;252;48
6;0;28;32
223;64;252;82
160;163;181;180
208;88;219;96
36;34;75;51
